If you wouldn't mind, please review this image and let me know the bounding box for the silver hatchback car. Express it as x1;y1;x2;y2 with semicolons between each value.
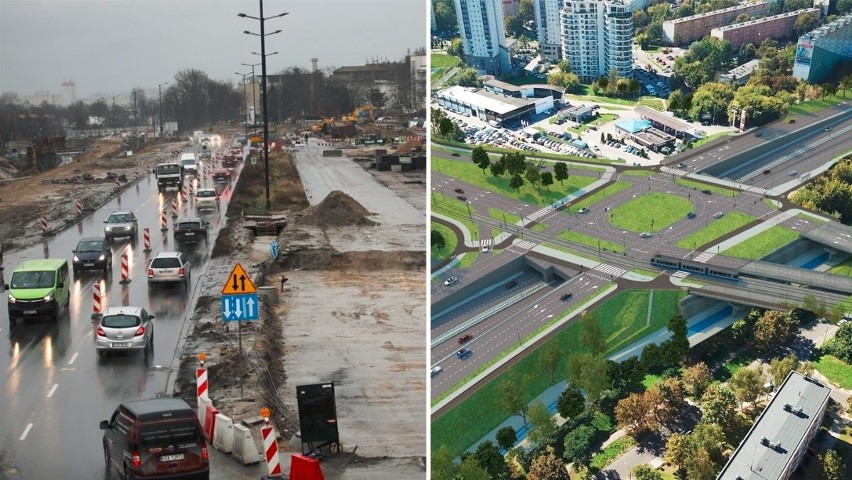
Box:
147;251;191;288
94;306;154;358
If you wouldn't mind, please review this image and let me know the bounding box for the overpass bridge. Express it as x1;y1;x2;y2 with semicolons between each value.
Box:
800;221;852;256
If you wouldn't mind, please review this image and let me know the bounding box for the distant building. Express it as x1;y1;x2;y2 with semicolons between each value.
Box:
614;118;675;152
559;0;633;83
483;78;564;100
535;0;563;62
436;85;554;125
662;2;769;46
454;0;511;75
327;54;425;109
719;59;761;85
793;13;852;84
558;104;597;123
711;8;821;51
502;0;520;17
716;371;831;480
61;80;76;107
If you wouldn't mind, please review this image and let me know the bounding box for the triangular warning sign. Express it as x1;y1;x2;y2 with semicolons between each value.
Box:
222;263;257;294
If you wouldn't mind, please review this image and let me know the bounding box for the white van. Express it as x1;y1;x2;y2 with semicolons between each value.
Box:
179;153;198;176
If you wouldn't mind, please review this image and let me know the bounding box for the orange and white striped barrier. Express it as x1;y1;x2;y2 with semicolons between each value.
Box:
114;178;121;191
143;227;151;253
160;209;168;231
197;353;208;399
262;418;282;476
76;200;83;216
91;283;102;320
40;214;48;234
134;170;139;181
181;185;188;203
171;199;178;218
119;252;130;284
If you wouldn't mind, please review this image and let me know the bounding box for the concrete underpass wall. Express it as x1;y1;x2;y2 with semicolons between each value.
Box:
760;237;818;264
680;293;750;318
432;255;529;314
525;256;575;282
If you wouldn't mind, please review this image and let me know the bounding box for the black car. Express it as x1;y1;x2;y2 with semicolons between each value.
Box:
505;280;518;289
457;195;467;201
560;292;573;301
686;212;697;219
174;218;209;244
72;237;111;275
701;189;712;195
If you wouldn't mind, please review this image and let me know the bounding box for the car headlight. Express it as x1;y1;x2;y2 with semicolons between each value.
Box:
98;254;105;261
8;294;16;303
73;255;79;262
43;293;54;302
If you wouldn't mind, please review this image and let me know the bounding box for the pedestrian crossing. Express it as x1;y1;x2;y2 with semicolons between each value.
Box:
671;270;690;279
512;240;538;251
479;238;493;250
765;210;795;226
527;208;550;222
693;251;715;263
592;264;627;278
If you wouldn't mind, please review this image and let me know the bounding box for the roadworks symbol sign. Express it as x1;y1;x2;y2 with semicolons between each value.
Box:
222;263;257;294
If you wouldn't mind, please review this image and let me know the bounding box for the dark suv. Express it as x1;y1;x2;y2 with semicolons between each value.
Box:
72;237;111;275
174;218;208;244
100;398;209;480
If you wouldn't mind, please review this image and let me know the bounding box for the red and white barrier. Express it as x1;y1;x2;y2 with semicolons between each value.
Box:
196;368;209;399
91;283;102;320
143;227;151;252
262;425;282;477
114;178;121;191
119;252;130;284
181;185;188;203
76;200;83;216
134;170;139;181
171;199;178;218
160;209;168;231
40;215;48;234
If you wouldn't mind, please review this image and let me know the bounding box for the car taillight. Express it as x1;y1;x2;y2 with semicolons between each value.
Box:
147;268;154;278
178;268;185;277
96;327;106;337
134;326;145;337
131;451;141;468
201;443;208;460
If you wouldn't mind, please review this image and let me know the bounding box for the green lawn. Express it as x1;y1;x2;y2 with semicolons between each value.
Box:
431;223;458;262
787;93;850;116
692;131;732;149
610;192;693;233
829;257;852;277
797;212;829;223
431;54;461;68
764;197;781;209
432;198;480;240
590;436;636;470
433;156;596;207
431;289;685;458
721;226;799;260
564;91;641;107
488;207;522;226
542;242;601;262
814;355;852;389
457;251;479;269
638;97;666;111
559;230;624;253
675;211;756;250
566;181;633;212
531;223;548;232
675;178;740;196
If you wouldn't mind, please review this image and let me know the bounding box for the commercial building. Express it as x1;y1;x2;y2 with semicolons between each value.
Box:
793;13;852;84
534;0;563;62
454;0;512;75
635;106;696;139
717;371;831;480
558;104;596;123
436;85;554;125
483;78;565;100
662;2;769;46
559;0;633;83
719;59;761;85
614;118;675;152
711;8;821;51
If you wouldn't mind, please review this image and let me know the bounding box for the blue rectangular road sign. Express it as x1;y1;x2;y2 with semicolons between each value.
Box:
221;293;259;322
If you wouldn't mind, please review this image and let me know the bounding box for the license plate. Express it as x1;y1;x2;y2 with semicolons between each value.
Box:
160;453;184;462
111;343;129;348
184;232;194;236
84;263;94;267
23;310;37;315
160;269;174;274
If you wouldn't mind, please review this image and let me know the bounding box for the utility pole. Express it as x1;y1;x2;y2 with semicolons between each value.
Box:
235;72;250;137
243;61;262;134
158;82;169;137
112;96;116;136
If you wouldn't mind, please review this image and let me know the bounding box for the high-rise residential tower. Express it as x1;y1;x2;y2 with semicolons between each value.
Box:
454;0;512;74
535;0;564;62
559;0;633;82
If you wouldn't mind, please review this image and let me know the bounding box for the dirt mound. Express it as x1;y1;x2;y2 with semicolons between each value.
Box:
280;247;424;271
295;190;377;227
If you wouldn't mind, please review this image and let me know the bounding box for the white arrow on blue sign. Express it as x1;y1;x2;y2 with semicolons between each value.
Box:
221;293;259;322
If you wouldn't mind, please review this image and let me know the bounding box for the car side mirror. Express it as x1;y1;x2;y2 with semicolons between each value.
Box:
99;420;109;430
72;250;77;254
103;220;108;223
149;315;155;320
3;284;8;290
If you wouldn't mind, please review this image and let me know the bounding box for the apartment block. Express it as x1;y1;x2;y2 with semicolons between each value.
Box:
793;13;852;83
662;2;769;46
454;0;511;74
711;8;821;51
535;0;563;61
560;0;633;83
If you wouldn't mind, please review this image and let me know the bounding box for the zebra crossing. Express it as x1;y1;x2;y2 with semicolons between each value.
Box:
512;240;538;251
479;238;493;250
765;210;795;226
693;251;715;263
527;208;550;222
671;270;690;279
592;263;627;278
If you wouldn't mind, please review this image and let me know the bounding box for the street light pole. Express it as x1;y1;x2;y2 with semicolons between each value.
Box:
112;96;117;136
158;82;169;137
240;1;288;210
243;60;263;134
235;72;250;137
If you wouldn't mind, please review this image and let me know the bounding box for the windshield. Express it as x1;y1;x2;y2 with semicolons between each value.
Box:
77;240;104;252
101;314;141;328
157;164;180;174
196;190;215;198
181;159;196;167
10;271;55;289
179;222;201;230
108;214;133;224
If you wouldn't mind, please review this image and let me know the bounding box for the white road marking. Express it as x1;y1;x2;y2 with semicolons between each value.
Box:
47;384;58;398
20;423;33;440
68;352;79;365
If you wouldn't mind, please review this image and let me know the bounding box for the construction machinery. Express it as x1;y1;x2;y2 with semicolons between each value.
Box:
342;104;374;124
310;117;335;134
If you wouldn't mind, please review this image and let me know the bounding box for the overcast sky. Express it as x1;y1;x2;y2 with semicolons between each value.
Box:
0;0;426;99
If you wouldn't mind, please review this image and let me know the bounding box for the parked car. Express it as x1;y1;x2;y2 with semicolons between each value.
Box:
72;237;111;275
103;211;138;242
94;306;154;359
147;251;191;288
444;276;459;287
458;334;472;344
173;218;209;244
456;347;472;359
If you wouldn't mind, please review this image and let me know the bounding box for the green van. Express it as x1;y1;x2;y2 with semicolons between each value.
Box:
5;258;70;324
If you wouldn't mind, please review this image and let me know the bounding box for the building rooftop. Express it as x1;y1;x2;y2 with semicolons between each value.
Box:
804;12;852;40
712;8;820;33
616;118;652;133
722;59;761;79
717;371;831;480
633;127;675;145
437;86;534;115
667;2;767;25
636;106;694;132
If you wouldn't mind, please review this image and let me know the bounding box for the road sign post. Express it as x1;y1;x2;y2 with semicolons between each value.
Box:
220;263;259;365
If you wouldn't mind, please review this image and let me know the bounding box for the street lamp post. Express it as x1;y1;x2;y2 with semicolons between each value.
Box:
96;97;104;137
158;82;169;137
235;72;250;136
240;1;288;211
244;59;265;134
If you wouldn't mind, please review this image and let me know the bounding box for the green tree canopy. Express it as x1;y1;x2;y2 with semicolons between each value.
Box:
557;385;585;419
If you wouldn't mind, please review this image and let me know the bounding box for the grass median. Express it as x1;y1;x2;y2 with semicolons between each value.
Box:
565;181;632;212
675;178;739;197
610;192;693;233
431;289;685;458
675;211;755;250
721;225;799;260
431;223;458;262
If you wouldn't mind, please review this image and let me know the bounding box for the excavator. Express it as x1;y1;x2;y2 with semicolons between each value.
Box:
341;104;374;124
310;117;335;134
